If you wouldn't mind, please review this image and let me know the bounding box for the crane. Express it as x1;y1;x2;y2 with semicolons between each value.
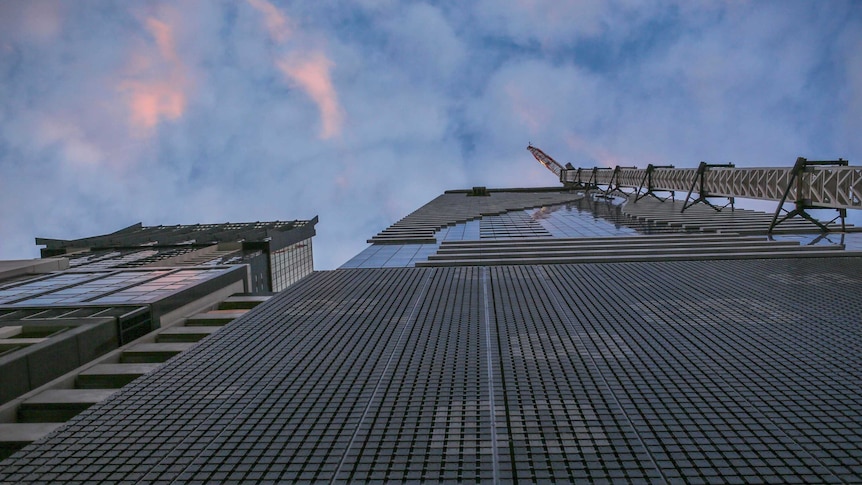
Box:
527;145;563;178
526;145;861;232
527;145;575;186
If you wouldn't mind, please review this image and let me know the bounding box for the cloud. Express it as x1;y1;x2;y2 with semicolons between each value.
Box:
378;3;466;83
247;0;344;139
0;1;64;44
246;0;294;42
472;0;612;47
837;22;862;155
504;83;550;135
118;15;189;135
2;1;861;270
277;52;344;139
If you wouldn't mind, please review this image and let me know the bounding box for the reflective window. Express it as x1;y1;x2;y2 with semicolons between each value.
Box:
342;197;688;269
90;269;222;303
0;273;105;304
1;268;232;306
270;239;314;291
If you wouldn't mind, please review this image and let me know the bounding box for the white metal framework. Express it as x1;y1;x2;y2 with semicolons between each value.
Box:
552;161;862;210
529;147;862;232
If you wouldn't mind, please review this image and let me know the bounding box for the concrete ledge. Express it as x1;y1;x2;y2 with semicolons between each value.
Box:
438;233;750;248
218;296;271;310
0;259;69;281
416;250;862;267
120;343;196;363
367;237;438;244
434;240;802;256
18;389;117;423
0;327;23;339
185;310;247;326
156;327;221;343
76;363;162;389
0;291;249;427
0;318;119;407
0;422;66;460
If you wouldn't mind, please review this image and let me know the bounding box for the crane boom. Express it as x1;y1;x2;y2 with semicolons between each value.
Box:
527;145;563;178
527;146;862;212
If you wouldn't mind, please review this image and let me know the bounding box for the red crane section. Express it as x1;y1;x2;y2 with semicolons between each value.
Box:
527;145;564;178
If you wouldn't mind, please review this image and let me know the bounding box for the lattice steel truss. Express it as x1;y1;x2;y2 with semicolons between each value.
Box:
529;146;861;232
557;159;862;211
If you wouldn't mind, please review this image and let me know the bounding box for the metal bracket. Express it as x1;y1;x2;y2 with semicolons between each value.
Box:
634;164;675;203
575;167;586;189
559;166;586;190
586;167;609;192
681;162;735;213
768;157;848;233
601;166;637;199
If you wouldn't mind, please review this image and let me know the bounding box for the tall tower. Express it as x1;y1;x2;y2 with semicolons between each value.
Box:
2;185;861;483
0;219;316;460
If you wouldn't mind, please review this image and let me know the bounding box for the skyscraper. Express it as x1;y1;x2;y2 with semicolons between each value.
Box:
0;220;316;460
37;219;317;293
1;185;861;483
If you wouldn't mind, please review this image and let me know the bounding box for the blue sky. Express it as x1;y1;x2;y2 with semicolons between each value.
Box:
1;1;860;269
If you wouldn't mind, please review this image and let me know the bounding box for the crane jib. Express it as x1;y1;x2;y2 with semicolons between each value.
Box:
527;146;861;212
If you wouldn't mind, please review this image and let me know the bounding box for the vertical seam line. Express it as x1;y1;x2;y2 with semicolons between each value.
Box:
330;268;436;483
482;267;500;484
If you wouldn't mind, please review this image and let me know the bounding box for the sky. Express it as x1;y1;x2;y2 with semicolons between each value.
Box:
1;1;861;269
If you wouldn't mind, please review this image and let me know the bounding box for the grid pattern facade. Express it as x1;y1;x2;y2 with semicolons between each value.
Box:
3;258;861;482
0;268;233;306
270;239;313;291
68;250;161;269
40;221;309;251
341;244;439;269
37;218;317;293
537;197;687;238
89;269;227;304
480;211;552;238
369;191;582;244
342;195;721;269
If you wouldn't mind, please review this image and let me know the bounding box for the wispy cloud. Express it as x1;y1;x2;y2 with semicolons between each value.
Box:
1;1;860;270
118;15;189;135
247;0;344;139
564;133;620;169
277;53;344;139
246;0;294;42
505;83;548;135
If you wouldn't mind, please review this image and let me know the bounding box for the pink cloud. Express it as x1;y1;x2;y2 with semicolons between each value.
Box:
247;0;345;139
565;132;620;169
246;0;294;42
118;15;189;136
121;80;185;132
277;53;344;139
146;17;180;65
505;83;549;135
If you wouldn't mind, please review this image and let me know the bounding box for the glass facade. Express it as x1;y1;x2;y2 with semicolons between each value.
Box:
68;250;161;269
89;269;227;304
3;259;861;482
343;196;688;269
37;218;318;292
270;239;313;291
0;273;101;305
341;243;439;269
3;190;861;482
0;268;234;306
